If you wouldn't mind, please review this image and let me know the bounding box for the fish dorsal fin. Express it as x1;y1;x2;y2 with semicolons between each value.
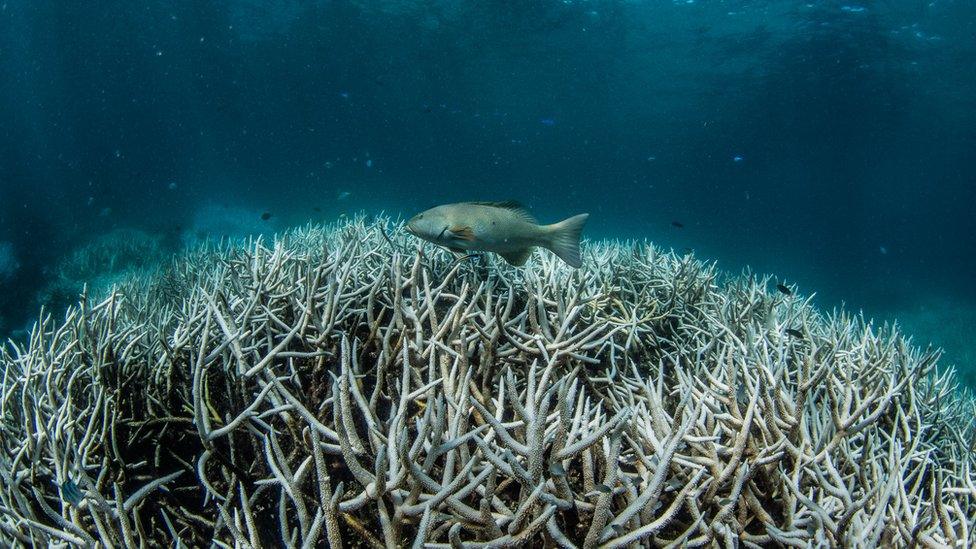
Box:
467;200;537;224
499;247;534;266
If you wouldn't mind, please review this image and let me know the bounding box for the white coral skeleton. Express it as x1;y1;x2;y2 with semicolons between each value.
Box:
1;216;974;548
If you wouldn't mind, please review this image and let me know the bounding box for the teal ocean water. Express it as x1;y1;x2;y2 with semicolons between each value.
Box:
1;1;974;385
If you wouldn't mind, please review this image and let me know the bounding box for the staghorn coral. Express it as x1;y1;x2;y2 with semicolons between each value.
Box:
1;216;974;548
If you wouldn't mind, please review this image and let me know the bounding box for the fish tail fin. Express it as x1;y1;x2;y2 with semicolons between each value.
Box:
543;213;589;268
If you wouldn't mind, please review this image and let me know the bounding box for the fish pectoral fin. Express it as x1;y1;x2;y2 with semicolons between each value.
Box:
498;247;533;266
449;225;476;241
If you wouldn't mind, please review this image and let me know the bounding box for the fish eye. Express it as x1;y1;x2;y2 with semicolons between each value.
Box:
417;214;424;219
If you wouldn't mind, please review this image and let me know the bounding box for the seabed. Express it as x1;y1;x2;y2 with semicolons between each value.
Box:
1;216;973;547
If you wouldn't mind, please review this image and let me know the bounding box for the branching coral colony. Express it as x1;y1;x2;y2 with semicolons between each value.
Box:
1;216;974;548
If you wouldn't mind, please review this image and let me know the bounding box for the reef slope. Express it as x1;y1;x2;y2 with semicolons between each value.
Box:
1;217;973;547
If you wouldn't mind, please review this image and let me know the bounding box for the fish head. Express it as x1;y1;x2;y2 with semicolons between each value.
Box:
406;205;458;246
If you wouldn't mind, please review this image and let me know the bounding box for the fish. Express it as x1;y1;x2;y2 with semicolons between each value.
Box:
261;212;272;221
735;382;747;405
776;283;792;296
337;191;351;201
405;201;589;268
61;479;84;506
785;328;804;339
671;221;684;228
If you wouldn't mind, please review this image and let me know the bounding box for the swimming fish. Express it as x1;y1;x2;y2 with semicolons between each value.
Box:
261;212;272;221
671;221;684;228
785;328;804;339
735;381;748;405
776;283;792;296
61;479;84;506
405;201;589;268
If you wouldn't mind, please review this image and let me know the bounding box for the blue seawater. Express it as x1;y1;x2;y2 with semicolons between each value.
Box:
0;1;973;385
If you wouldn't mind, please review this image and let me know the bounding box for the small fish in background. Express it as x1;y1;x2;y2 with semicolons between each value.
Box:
776;283;792;296
337;191;351;201
61;479;84;506
735;381;748;406
733;155;744;162
671;221;684;228
785;328;804;339
540;118;556;126
167;182;178;191
879;245;888;255
405;201;589;268
365;159;373;168
313;207;322;212
261;212;272;221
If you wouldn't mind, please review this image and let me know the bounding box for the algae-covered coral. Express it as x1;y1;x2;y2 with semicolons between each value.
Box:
1;217;974;547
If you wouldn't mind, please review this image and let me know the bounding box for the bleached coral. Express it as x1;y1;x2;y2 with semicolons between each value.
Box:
1;217;974;547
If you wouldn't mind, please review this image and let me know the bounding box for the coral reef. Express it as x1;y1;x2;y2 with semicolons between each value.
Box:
36;228;167;316
1;217;974;547
0;241;19;282
0;241;22;338
880;294;976;390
